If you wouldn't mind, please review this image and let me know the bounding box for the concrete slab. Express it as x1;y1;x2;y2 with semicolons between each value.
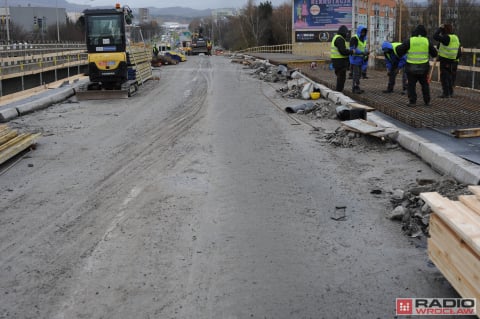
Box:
0;107;19;122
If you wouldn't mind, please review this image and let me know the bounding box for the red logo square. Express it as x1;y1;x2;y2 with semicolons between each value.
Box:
397;298;413;315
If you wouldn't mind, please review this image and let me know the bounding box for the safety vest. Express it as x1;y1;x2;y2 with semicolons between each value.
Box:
351;34;366;56
438;34;460;60
407;36;429;64
392;42;402;56
385;42;402;62
331;34;348;59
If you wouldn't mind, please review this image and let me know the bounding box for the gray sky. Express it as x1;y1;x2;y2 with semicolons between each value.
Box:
68;0;289;10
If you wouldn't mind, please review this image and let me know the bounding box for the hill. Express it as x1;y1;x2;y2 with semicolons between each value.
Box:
8;0;212;18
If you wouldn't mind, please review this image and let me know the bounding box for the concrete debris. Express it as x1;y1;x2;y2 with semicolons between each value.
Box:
313;101;334;119
388;177;470;237
324;127;362;148
392;189;405;200
387;205;407;220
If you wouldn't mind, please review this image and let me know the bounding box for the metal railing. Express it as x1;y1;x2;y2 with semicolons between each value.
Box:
236;44;292;54
0;43;87;78
0;43;88;96
237;44;480;90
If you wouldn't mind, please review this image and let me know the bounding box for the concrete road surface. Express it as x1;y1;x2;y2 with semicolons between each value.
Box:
0;56;469;318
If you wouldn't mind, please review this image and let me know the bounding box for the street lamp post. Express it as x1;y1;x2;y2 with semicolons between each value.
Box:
56;0;60;42
4;0;10;43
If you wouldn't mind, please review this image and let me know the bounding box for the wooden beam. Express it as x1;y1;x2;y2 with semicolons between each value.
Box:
469;185;480;199
420;192;480;257
0;130;18;145
341;119;385;134
428;215;480;316
451;127;480;138
0;133;40;165
459;195;480;217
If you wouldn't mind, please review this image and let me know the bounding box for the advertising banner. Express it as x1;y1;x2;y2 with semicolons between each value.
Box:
295;30;351;43
293;0;353;31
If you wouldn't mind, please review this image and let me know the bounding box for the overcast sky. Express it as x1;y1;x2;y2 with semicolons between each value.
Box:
67;0;289;10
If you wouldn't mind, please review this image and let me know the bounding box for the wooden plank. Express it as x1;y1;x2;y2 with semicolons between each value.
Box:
347;102;375;112
430;215;480;289
0;133;29;152
341;119;385;134
0;130;18;145
420;192;480;256
459;195;480;217
0;125;12;137
428;238;480;317
0;133;40;165
469;185;480;199
452;127;480;138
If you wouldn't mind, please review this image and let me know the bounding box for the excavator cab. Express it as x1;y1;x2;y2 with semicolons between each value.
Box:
79;5;133;89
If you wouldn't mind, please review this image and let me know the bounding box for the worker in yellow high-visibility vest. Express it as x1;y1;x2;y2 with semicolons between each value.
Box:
396;25;438;107
330;25;355;93
433;23;461;98
349;25;368;94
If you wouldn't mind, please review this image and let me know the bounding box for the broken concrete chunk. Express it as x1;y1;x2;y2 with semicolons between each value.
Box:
392;189;405;200
387;205;406;220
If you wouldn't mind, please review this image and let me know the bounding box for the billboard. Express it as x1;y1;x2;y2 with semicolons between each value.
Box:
293;0;353;32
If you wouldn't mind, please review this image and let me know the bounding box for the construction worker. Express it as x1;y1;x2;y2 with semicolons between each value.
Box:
433;23;461;98
330;25;355;93
381;41;407;94
396;25;438;107
207;40;212;56
152;43;159;56
349;25;368;94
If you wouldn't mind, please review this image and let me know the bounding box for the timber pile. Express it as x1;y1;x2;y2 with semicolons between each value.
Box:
128;46;153;83
0;124;41;165
421;187;480;317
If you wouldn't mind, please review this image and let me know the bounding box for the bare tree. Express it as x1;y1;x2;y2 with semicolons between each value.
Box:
455;0;480;48
271;3;292;45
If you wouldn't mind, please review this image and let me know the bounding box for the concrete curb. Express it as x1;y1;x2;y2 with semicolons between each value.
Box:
368;112;480;185
0;107;19;122
0;78;88;122
16;87;75;115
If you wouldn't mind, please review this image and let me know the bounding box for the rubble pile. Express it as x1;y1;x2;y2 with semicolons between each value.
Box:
312;101;336;119
323;127;362;148
386;178;469;237
249;62;291;83
276;86;303;99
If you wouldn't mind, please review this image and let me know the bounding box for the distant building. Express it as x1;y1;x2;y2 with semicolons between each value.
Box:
353;0;396;51
138;8;149;24
211;8;237;20
162;22;189;32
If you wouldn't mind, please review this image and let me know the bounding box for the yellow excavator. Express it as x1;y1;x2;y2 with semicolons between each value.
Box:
76;3;152;99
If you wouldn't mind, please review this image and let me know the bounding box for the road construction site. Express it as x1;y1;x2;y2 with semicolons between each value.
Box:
0;54;479;318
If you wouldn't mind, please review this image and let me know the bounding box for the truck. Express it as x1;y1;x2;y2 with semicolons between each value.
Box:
76;3;152;99
190;27;211;55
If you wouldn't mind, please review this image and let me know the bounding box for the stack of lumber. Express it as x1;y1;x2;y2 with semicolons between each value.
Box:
421;187;480;317
128;46;153;83
0;125;41;165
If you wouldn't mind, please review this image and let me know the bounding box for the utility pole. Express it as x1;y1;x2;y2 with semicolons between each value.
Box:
438;0;442;26
4;0;10;43
56;0;60;42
